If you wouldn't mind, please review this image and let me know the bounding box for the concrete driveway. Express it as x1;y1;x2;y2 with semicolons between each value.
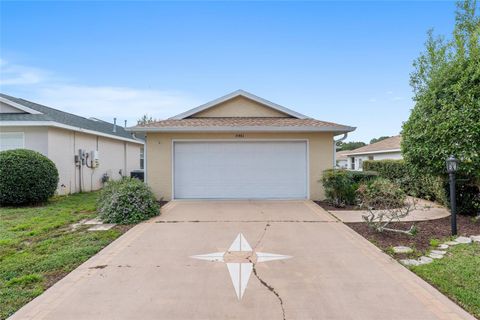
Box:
11;201;474;320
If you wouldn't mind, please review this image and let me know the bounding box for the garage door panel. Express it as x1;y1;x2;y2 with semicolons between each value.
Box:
173;141;308;199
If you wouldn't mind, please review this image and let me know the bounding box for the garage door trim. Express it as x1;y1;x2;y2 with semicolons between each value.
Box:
171;139;310;200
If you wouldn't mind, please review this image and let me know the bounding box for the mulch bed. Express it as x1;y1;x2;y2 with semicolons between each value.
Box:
346;215;480;253
315;201;360;211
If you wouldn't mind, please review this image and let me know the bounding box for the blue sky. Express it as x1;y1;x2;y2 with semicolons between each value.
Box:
0;1;455;142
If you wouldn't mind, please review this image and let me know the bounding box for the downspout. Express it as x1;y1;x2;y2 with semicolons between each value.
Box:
333;133;348;168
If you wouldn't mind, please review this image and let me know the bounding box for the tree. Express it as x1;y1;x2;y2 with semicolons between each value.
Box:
370;136;391;144
137;114;158;125
402;0;480;184
337;141;366;151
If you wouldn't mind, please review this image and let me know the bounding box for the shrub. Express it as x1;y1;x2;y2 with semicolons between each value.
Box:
356;178;406;210
321;169;377;206
97;177;159;224
363;159;447;205
0;149;59;205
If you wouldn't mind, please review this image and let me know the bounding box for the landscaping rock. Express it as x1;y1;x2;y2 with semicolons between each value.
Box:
455;236;472;244
418;256;434;265
469;235;480;242
400;259;420;266
438;244;449;249
430;250;447;255
444;241;459;246
88;224;116;231
392;246;413;254
428;252;444;259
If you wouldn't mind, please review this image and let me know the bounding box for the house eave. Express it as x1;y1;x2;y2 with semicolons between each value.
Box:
346;149;401;156
1;121;144;144
127;125;356;133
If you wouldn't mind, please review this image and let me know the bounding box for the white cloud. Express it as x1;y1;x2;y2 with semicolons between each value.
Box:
0;59;200;124
386;91;393;95
392;96;404;101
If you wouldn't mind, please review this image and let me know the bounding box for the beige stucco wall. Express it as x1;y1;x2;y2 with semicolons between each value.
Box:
0;126;49;155
47;128;142;195
146;132;334;201
192;96;290;118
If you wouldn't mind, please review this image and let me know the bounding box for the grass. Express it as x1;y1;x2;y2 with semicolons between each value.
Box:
0;192;125;319
411;242;480;318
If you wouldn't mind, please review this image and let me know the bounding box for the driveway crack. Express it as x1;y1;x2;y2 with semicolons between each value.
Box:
248;223;286;320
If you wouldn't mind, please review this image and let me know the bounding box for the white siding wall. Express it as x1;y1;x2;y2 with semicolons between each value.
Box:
347;151;402;171
0;126;48;155
47;128;143;194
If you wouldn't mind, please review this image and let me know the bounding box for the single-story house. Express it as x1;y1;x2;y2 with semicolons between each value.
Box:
345;135;402;171
335;150;350;169
0;93;144;194
128;90;355;200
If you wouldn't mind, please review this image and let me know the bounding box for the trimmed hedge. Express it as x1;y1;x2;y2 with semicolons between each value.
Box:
97;177;159;224
321;169;377;206
357;178;406;209
0;149;59;205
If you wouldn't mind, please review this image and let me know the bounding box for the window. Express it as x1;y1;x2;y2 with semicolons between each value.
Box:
368;155;374;160
350;157;355;170
0;132;24;151
358;158;363;170
140;147;144;169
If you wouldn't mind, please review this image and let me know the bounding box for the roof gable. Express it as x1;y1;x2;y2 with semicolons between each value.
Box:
0;97;43;114
170;90;308;120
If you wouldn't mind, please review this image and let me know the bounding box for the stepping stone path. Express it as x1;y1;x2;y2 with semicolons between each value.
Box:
399;234;480;267
392;246;413;254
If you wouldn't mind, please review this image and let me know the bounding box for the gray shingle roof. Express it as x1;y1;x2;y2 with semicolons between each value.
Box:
0;93;139;141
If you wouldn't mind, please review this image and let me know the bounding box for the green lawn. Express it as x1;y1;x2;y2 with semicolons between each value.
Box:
412;242;480;318
0;192;125;319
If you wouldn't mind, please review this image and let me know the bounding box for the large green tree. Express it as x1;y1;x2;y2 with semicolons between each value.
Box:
402;0;480;184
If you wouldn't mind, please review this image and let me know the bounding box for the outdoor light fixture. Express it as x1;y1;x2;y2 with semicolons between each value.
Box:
446;155;459;235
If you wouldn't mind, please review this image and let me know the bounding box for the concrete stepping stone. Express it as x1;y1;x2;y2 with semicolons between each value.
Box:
438;244;449;249
428;252;444;259
84;218;103;225
444;241;459;246
418;256;434;265
455;236;472;243
430;250;447;255
471;235;480;242
455;236;472;244
392;246;413;254
88;224;116;231
400;259;420;266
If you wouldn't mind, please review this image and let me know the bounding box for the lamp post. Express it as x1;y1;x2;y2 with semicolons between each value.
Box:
446;155;459;236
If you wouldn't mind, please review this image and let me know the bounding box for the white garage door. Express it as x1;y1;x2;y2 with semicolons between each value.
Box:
173;141;308;199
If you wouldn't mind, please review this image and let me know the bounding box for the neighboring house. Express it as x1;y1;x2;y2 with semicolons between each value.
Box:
129;90;355;200
335;150;350;169
345;135;402;171
0;93;144;194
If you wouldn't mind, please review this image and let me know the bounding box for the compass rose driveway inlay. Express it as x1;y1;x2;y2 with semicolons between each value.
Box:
191;233;291;300
9;200;476;320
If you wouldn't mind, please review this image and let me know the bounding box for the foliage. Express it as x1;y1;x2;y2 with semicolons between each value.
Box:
0;192;123;319
412;243;480;318
356;178;407;210
363;160;447;205
336;141;366;151
402;1;480;186
97;177;159;224
0;149;59;205
321;169;377;207
137;114;158;125
369;136;391;144
447;176;480;215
